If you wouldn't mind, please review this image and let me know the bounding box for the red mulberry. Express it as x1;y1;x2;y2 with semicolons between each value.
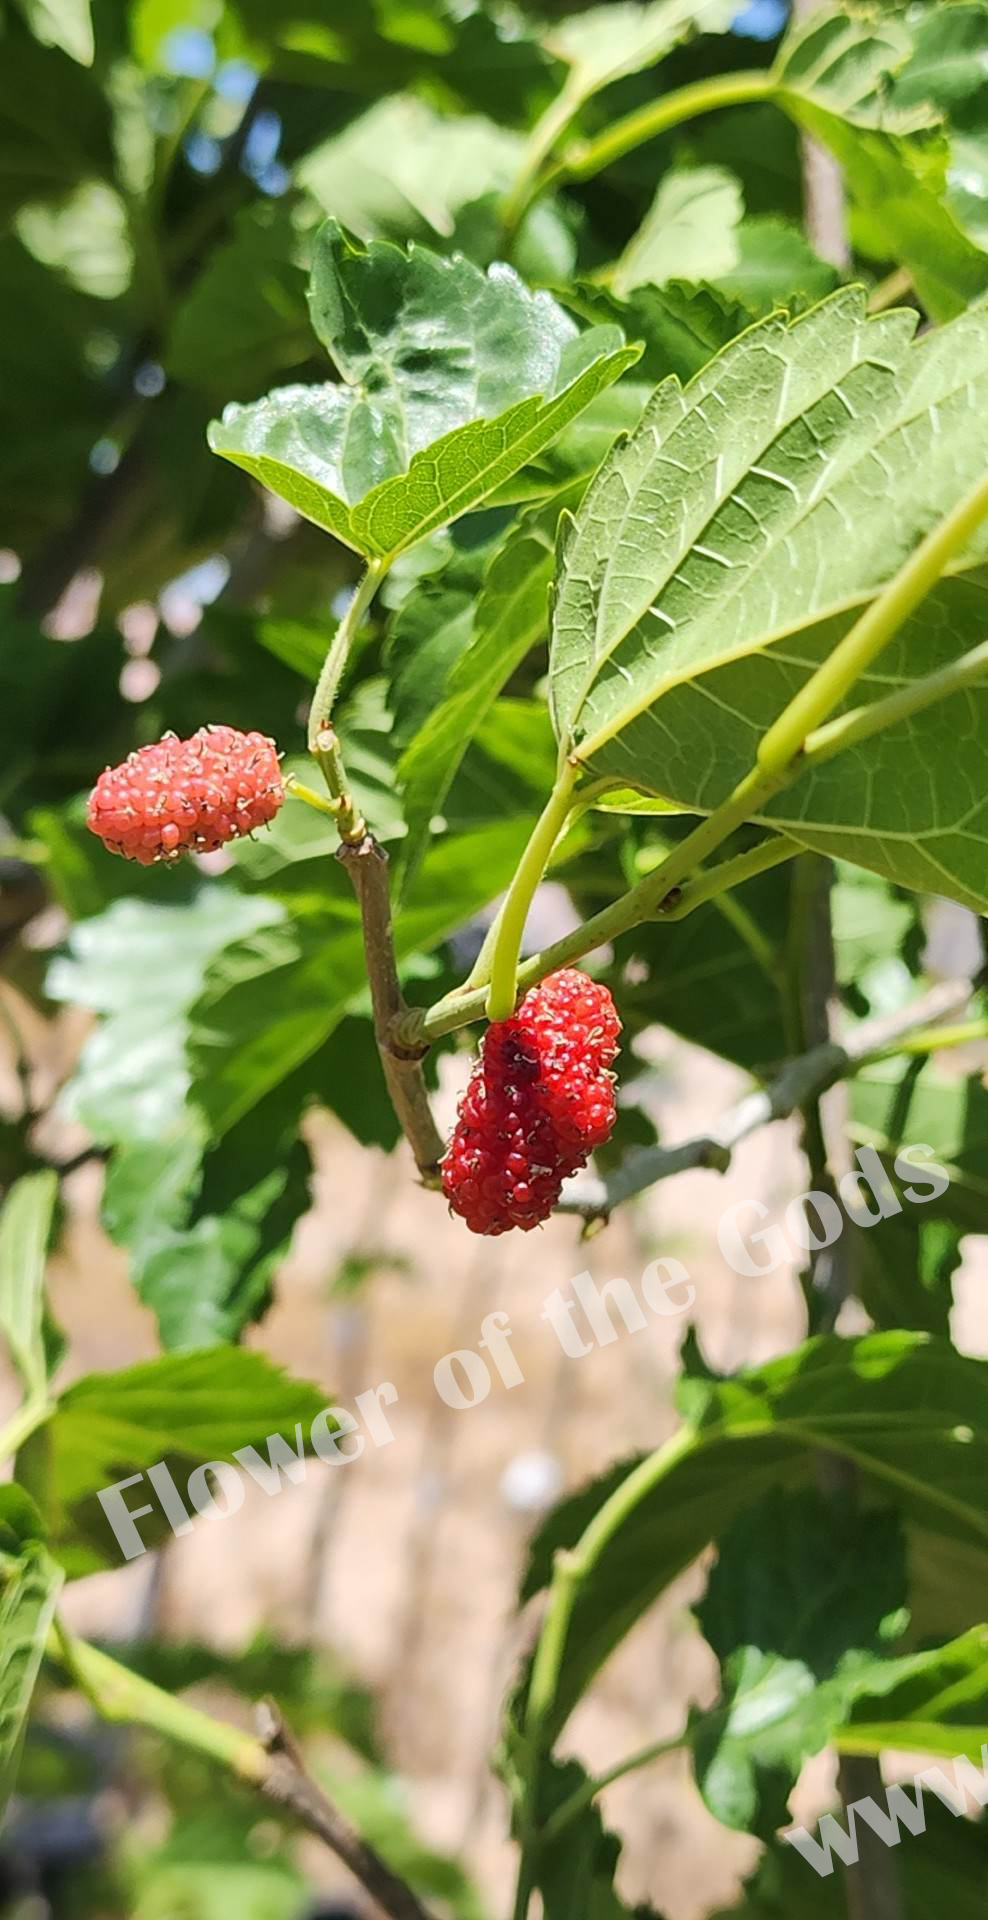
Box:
87;726;283;866
442;969;620;1234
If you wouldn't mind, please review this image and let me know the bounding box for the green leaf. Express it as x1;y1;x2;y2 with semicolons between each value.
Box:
0;1172;57;1405
770;6;924;125
849;1054;988;1235
517;1333;988;1746
716;1799;988;1918
208;219;637;561
166;204;312;398
715;216;839;311
48;1348;329;1573
853;1213;963;1338
770;5;988;319
549;292;988;912
613;163;836;309
298;93;524;242
16;0;94;63
0;1545;63;1813
0;22;111;225
889;1;988;251
16;181;131;300
693;1490;908;1837
516;1755;640;1920
563;277;755;385
603;854;792;1072
0;1486;47;1554
614;165;743;294
835;1622;988;1762
545;0;735;106
395;494;564;887
49;890;282;1146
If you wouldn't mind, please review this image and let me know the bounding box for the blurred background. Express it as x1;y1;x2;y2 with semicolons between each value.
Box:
2;0;987;1915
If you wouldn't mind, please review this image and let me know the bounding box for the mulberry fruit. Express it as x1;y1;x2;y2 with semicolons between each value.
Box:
441;969;620;1234
87;726;283;865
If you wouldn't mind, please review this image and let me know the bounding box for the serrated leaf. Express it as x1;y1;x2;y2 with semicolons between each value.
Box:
545;0;735;103
209;219;637;561
770;5;988;318
0;1545;62;1813
563;277;755;385
693;1491;908;1837
771;6;923;126
549;291;988;912
888;1;988;250
0;1171;57;1405
516;1333;988;1746
614;166;744;296
49;1348;328;1574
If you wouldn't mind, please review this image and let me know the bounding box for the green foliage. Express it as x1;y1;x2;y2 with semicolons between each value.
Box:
550;292;988;910
0;1545;62;1814
209;219;637;561
7;0;988;1909
518;1333;988;1744
693;1491;908;1835
48;1347;328;1572
0;1172;58;1404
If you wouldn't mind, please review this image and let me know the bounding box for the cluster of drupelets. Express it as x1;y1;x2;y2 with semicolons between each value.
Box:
87;730;620;1234
86;725;283;866
440;969;620;1233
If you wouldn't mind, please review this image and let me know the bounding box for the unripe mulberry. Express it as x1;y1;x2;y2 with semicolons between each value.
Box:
87;726;283;865
441;969;620;1234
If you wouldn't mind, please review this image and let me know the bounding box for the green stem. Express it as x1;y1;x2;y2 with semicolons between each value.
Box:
657;833;800;920
803;636;988;769
542;1731;687;1843
523;1424;701;1758
410;480;988;1049
53;1625;267;1782
500;75;584;240
559;69;776;186
891;1017;988;1057
284;775;341;820
486;761;579;1020
758;470;988;773
308;560;385;755
0;1396;52;1466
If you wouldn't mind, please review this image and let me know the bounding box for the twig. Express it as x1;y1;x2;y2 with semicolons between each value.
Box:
47;1621;438;1920
337;834;444;1186
256;1702;435;1920
558;972;983;1219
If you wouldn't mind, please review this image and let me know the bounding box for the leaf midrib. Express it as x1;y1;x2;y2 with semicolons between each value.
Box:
568;309;988;766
